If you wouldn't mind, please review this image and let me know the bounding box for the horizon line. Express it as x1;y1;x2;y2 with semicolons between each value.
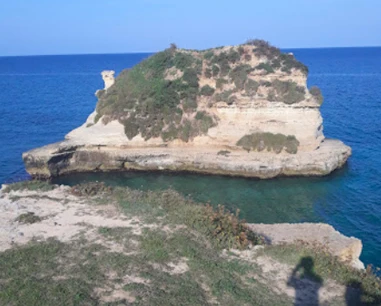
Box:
1;45;380;58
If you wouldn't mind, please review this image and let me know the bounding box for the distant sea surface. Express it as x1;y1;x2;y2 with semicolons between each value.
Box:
1;47;381;269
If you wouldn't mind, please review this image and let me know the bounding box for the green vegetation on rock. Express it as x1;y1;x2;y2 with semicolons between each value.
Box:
267;80;306;104
94;41;317;142
237;132;300;154
3;180;56;193
246;39;309;75
200;85;215;96
96;48;216;142
310;86;324;105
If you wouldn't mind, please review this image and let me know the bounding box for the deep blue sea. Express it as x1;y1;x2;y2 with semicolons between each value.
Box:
0;48;380;270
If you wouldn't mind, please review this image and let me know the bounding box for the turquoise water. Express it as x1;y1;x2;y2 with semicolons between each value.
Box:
1;47;381;269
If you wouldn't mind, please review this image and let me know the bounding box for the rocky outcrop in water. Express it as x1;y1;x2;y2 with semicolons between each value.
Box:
23;41;351;178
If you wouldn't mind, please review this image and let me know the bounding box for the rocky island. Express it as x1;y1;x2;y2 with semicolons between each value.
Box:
23;40;351;178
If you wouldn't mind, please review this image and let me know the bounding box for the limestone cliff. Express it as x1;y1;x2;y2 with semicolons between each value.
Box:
23;41;351;178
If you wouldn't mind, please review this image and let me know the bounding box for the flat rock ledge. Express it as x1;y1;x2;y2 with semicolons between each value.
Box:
23;138;351;179
247;223;364;270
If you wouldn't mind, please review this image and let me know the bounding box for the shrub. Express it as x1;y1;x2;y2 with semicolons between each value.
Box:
212;65;220;77
310;86;323;105
227;49;240;63
280;53;308;75
182;68;199;88
203;50;214;60
71;182;113;197
216;78;228;90
236;132;300;154
161;124;179;141
268;80;306;104
173;52;195;71
183;97;198;112
96;89;105;99
244;54;252;61
204;68;212;78
210;53;231;76
220;60;231;76
122;116;139;140
245;39;308;74
254;62;274;74
229;64;252;90
248;39;281;59
203;204;264;249
245;79;259;96
200;85;215;96
270;58;282;69
178;120;194;142
195;111;216;133
215;89;235;103
260;80;272;87
238;46;245;55
217;150;231;156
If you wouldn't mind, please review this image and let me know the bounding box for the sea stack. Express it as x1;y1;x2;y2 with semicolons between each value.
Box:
23;40;351;178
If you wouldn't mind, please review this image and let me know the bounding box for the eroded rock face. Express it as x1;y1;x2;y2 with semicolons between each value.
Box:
247;223;364;269
22;42;351;178
23;139;351;179
101;70;115;90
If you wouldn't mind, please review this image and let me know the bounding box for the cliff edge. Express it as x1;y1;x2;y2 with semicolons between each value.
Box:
23;40;351;178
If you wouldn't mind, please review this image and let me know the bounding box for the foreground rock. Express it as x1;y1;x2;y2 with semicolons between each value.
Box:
1;184;363;270
247;223;364;269
23;41;351;178
2;183;378;305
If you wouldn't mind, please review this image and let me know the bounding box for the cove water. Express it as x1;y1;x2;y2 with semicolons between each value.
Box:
1;48;380;269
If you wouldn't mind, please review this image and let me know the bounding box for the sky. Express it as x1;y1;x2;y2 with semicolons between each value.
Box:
0;0;380;56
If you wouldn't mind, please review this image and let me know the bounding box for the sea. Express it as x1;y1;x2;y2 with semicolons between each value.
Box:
0;47;380;270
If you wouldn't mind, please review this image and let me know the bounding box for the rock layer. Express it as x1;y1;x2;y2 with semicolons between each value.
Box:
23;139;350;179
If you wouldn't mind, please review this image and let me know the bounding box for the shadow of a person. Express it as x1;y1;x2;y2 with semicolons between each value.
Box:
345;280;362;306
345;279;381;306
287;257;323;306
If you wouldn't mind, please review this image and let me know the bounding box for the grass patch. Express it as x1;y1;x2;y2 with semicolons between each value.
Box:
15;212;42;224
0;239;99;306
237;132;300;154
2;184;381;305
3;180;56;193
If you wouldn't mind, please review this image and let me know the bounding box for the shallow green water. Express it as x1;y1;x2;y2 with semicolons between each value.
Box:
52;167;348;224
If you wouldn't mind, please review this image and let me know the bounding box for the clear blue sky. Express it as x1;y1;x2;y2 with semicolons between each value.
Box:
1;0;380;56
